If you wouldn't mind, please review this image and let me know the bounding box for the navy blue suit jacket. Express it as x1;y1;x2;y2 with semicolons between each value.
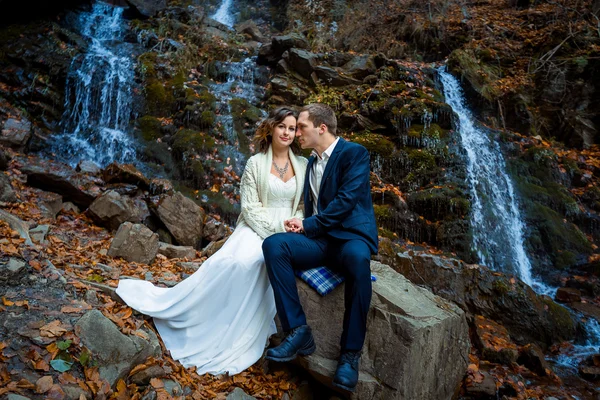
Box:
302;138;379;254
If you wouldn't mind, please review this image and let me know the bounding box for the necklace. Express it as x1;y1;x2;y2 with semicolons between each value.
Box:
272;160;289;179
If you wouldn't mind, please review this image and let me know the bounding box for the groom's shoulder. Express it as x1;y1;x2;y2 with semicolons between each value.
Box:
342;139;368;155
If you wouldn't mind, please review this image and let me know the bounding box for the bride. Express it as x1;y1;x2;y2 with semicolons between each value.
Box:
116;107;307;375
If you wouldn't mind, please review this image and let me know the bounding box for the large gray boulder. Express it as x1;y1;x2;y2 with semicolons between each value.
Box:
75;310;161;387
156;192;205;248
389;251;576;348
88;190;145;231
296;261;469;399
0;173;17;202
108;222;159;265
284;49;317;80
1;117;31;148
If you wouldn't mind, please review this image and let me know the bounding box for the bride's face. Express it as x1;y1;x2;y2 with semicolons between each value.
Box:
271;115;297;150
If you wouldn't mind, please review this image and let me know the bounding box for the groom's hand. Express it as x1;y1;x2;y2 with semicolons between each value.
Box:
284;218;304;233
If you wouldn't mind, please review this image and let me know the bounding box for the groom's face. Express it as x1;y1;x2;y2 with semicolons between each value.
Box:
296;111;320;150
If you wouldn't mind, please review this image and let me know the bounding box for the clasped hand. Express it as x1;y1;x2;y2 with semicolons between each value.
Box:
284;217;304;233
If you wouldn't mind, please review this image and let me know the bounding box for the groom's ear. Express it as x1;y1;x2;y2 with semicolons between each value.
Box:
318;123;327;135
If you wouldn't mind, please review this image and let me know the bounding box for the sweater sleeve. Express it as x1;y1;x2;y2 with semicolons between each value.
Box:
239;157;287;239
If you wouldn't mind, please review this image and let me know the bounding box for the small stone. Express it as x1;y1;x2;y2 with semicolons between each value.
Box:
108;222;159;264
163;379;182;396
145;272;153;281
517;343;550;376
473;315;518;365
7;257;26;273
7;394;32;400
62;202;80;214
555;287;582;303
465;370;496;398
76;160;101;175
158;242;196;259
0;173;17;202
226;387;257;400
37;191;63;219
84;290;99;306
130;365;166;386
29;224;50;244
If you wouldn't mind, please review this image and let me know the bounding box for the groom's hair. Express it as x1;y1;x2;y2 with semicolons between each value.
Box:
301;103;337;135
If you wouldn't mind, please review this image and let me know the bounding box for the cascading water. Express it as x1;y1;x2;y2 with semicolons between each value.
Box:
50;2;137;167
211;0;235;27
438;67;550;293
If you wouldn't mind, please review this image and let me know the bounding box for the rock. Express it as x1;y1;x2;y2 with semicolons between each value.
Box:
0;258;28;286
130;365;166;386
203;217;228;242
236;20;267;43
284;49;317;80
76;160;101;175
272;33;309;55
18;156;103;208
85;281;123;303
341;55;377;80
201;237;226;258
257;43;278;65
62;201;80;214
127;0;167;17
569;301;600;321
295;261;469;399
163;379;182;396
313;66;361;87
473;315;518;365
270;75;310;104
0;147;10;170
0;173;17;202
108;222;159;265
62;384;91;400
555;287;582;303
464;370;496;399
177;261;202;272
102;162;150;189
158;242;196;259
227;387;256;399
29;224;50;244
105;183;139;196
88;190;144;231
6;394;32;400
156;192;205;248
0;209;34;246
75;310;161;387
37;191;63;219
1;117;31;148
579;354;600;381
390;251;576;347
518;343;549;376
149;178;174;195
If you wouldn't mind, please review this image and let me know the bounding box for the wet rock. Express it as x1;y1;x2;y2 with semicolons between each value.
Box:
227;387;256;399
88;190;145;231
127;0;167;17
37;191;62;219
156;192;205;248
272;33;309;56
341;55;376;80
236;20;267;43
579;354;600;381
0;117;31;148
76;160;101;175
270;75;309;104
569;301;600;321
257;43;278;65
0;173;17;202
473;315;518;364
158;242;196;259
283;49;317;80
29;224;50;245
75;309;161;387
108;222;159;265
464;370;496;399
518;343;549;376
18;156;103;208
0;209;33;246
390;251;576;347
295;261;469;399
313;65;361;87
203;217;228;242
149;178;174;195
555;287;582;303
130;365;167;386
102;162;150;189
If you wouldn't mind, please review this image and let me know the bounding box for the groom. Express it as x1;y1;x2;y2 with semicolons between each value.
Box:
262;103;378;392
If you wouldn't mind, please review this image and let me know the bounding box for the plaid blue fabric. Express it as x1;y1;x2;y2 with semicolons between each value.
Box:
295;266;345;296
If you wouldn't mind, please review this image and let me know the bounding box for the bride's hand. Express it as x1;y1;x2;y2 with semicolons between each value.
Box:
284;218;304;233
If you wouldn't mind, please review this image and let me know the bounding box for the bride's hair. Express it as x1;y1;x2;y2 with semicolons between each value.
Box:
253;106;300;154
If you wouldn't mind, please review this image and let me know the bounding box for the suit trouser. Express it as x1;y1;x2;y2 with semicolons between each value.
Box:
262;232;372;352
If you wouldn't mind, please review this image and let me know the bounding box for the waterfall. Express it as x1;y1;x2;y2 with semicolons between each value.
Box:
211;0;235;27
438;67;551;293
209;57;266;177
50;2;137;167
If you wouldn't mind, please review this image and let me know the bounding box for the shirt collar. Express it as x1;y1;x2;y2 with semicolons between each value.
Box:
311;137;340;161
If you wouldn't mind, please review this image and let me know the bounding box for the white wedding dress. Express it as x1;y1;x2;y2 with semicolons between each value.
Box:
116;175;297;375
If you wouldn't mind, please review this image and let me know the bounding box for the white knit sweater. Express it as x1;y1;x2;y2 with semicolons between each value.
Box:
236;146;308;239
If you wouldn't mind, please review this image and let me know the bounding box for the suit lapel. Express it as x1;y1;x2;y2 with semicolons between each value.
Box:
304;155;315;216
319;138;345;195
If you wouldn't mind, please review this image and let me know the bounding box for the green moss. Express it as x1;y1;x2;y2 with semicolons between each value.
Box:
229;98;262;123
138;52;158;79
555;251;577;269
542;297;576;334
447;49;501;101
172;129;215;154
137;116;162;141
351;133;395;157
200;110;216;128
493;278;511;295
306;85;344;110
145;80;169;116
374;204;393;220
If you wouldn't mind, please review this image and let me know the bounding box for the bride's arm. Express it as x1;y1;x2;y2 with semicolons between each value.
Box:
239;157;286;239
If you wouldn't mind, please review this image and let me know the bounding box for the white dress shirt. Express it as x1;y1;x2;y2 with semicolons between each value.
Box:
309;137;340;215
